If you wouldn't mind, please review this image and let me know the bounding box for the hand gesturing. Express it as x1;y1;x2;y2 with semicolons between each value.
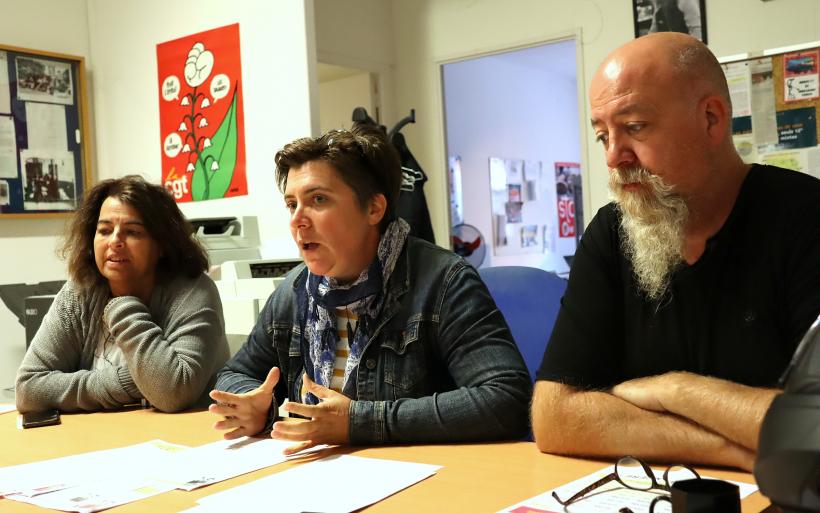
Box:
271;373;351;455
209;367;280;439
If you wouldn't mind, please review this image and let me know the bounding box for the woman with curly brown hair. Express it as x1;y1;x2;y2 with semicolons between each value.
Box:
16;175;229;413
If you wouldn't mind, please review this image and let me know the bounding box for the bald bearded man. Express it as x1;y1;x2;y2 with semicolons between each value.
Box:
531;33;820;471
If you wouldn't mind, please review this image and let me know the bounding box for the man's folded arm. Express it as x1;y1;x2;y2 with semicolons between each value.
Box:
531;380;756;471
611;372;779;452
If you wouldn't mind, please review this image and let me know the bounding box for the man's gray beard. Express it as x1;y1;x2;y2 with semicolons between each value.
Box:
609;167;689;302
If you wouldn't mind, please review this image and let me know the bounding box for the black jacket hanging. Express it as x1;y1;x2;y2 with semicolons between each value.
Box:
391;132;435;245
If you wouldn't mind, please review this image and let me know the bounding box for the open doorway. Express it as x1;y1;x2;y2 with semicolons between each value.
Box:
441;38;584;276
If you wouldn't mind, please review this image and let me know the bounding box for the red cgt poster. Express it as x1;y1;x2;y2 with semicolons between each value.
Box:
157;23;247;202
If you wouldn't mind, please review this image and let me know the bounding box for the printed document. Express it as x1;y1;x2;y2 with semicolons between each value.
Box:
193;454;442;513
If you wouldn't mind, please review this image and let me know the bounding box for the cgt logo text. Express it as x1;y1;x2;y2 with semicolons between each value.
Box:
165;174;189;200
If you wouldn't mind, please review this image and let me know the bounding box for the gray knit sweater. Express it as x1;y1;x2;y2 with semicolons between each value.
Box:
15;273;230;413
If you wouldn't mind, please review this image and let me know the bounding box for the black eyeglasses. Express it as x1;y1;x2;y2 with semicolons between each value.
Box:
551;456;701;507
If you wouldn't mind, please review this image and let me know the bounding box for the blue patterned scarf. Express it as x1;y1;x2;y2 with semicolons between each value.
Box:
301;219;409;403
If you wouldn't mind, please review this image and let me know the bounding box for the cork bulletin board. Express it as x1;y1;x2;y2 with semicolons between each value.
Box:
720;41;820;179
0;44;91;218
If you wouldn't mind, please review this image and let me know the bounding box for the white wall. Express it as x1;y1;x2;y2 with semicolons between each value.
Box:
314;0;397;127
0;0;92;392
443;40;580;271
319;71;375;133
87;0;318;260
389;0;820;247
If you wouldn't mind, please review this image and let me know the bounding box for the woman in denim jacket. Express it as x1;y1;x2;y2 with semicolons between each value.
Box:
209;125;532;453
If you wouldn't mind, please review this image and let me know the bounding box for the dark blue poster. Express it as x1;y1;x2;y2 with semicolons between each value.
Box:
776;107;817;149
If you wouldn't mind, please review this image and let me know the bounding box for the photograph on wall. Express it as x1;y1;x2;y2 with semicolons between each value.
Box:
783;50;820;102
20;149;77;211
632;0;707;43
15;56;74;105
505;201;523;223
521;225;538;248
555;162;581;239
507;183;522;203
157;23;248;202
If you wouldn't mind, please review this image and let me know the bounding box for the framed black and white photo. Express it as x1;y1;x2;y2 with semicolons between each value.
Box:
16;56;74;105
633;0;708;44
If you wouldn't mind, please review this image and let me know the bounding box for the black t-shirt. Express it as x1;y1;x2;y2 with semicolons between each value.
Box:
537;165;820;389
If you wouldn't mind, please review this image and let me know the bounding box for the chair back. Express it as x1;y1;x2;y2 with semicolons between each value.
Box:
478;266;567;381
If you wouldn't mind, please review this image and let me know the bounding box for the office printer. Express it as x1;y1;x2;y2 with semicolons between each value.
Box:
190;216;262;265
214;259;302;353
190;215;302;351
0;280;65;348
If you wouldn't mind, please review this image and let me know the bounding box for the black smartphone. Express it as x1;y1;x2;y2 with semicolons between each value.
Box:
21;409;61;428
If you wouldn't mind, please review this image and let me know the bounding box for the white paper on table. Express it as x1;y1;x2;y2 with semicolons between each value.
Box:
156;436;295;490
497;465;758;513
196;454;442;513
0;115;17;179
0;403;15;414
0;439;189;497
25;102;68;151
0;52;9;113
6;477;177;513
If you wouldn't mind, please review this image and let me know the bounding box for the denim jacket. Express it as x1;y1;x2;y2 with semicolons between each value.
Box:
215;237;532;444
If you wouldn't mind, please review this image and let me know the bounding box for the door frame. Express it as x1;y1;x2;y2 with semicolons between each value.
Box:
433;28;590;251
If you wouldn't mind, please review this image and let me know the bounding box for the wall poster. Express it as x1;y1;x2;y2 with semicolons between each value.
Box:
783;50;819;103
555;162;583;246
157;23;247;202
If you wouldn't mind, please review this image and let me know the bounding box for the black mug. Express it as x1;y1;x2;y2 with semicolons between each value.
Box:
649;478;740;513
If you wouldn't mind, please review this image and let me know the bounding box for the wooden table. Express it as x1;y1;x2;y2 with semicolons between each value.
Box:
0;408;769;512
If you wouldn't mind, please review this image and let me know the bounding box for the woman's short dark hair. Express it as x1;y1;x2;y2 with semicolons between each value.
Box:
61;175;209;291
274;124;402;232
